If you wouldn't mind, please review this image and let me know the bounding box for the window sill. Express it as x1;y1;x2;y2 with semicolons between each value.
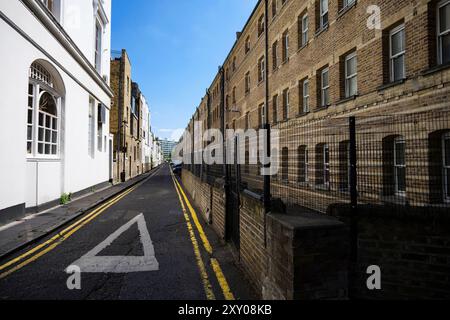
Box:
421;61;450;76
337;1;357;20
315;105;330;112
336;94;358;105
315;24;329;38
27;157;61;163
297;42;309;53
377;79;406;91
296;111;310;117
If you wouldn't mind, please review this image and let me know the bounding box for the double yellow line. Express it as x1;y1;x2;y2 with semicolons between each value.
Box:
0;174;152;280
170;171;235;301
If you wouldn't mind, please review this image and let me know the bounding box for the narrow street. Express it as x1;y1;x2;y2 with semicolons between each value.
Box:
0;165;254;300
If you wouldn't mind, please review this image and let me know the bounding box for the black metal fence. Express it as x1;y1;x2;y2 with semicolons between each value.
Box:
183;108;450;215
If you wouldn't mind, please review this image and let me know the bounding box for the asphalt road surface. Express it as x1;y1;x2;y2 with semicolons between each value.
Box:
0;164;255;300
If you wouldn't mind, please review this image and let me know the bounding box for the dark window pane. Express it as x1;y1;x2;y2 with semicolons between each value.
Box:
45;144;50;155
27;126;32;140
445;137;450;166
38;128;44;142
443;34;450;64
52;145;57;155
28;84;33;95
38;143;43;154
46;116;51;128
396;167;406;192
45;129;51;142
446;169;450;198
439;3;450;33
52;131;57;143
395;141;405;165
393;55;405;81
27;142;32;154
28;110;33;124
39;113;44;126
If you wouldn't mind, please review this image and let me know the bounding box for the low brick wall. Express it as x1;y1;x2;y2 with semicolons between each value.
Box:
263;211;348;300
328;204;450;299
239;192;268;292
181;170;226;238
181;169;350;300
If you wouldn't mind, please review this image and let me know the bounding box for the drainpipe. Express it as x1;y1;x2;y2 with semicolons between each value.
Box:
263;0;271;214
219;67;226;179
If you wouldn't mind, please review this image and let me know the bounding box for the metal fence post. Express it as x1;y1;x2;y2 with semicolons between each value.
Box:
349;116;358;297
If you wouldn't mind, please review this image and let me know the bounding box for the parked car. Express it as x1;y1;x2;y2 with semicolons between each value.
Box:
172;163;182;176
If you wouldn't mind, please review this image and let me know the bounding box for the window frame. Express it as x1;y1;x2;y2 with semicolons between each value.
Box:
345;52;358;98
282;30;290;62
301;14;309;47
298;146;309;183
320;0;329;29
389;24;406;82
94;18;103;73
321;67;330;107
28;64;61;159
283;88;290;120
245;71;251;94
302;79;310;113
437;0;450;65
258;56;265;82
272;40;279;70
394;136;406;195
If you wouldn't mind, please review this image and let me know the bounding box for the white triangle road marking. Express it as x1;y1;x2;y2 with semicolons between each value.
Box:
67;213;159;273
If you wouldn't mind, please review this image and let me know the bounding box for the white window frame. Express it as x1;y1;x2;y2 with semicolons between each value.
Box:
28;64;61;159
299;146;309;183
283;88;290;119
320;0;329;29
283;31;290;61
437;0;450;65
302;79;310;113
260;103;266;126
389;24;406;82
394;137;406;195
302;14;309;46
259;56;265;82
345;52;358;98
94;18;103;73
443;132;450;202
321;67;330;107
343;0;355;9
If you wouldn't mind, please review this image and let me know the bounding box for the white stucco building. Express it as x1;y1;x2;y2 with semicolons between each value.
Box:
141;94;152;172
0;0;113;221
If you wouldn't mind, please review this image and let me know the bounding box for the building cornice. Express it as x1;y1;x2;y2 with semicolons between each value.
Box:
21;0;113;98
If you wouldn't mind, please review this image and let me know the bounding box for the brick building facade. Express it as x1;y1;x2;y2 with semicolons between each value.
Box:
110;50;143;182
181;0;450;299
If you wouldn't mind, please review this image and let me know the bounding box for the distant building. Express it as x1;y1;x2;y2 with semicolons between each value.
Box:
110;49;144;182
159;139;178;161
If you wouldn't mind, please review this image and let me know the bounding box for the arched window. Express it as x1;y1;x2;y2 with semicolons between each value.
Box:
27;62;62;157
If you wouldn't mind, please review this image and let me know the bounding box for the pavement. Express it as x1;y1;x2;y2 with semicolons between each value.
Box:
0;164;255;300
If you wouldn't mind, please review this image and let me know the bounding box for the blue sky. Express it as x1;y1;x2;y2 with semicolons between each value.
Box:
111;0;258;141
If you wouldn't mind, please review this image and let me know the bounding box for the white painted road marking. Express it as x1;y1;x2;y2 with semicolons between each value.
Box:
68;214;159;273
